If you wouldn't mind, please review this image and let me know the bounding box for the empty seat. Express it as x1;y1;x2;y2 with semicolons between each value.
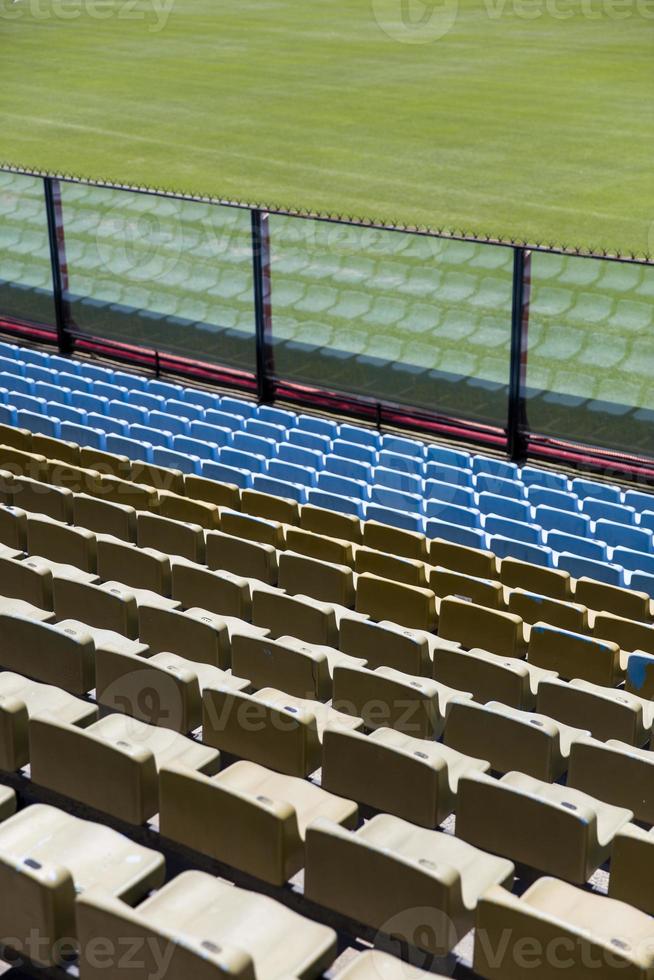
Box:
53;577;139;638
160;759;357;884
242;486;299;526
433;646;557;710
97;538;171;595
171;559;252;620
362;520;428;561
568;737;654;824
0;613;95;694
558;552;623;588
537;677;653;745
335;950;438;980
231;632;364;700
0;804;164;967
300;502;362;544
429;566;504;609
305;813;514;955
29;713;219;823
137;511;205;562
355;572;437;631
445;699;586;780
202;685;363;777
286;526;356;567
322;726;489;827
73;493;136;542
206;530;278;585
158;491;220;530
10;474;73;523
508;588;588;632
430;537;497;579
186;472;240;509
221;509;285;549
457;770;631;883
76;870;337;980
251;588;340;646
26;514;97;573
528;623;623;686
336;660;471;738
338;616;435;675
439;597;526;658
0;502;27;550
609;824;654;916
279;550;354;607
499;555;571;600
625;649;654;700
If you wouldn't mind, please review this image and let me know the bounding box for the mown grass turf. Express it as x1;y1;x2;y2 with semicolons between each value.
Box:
0;0;652;255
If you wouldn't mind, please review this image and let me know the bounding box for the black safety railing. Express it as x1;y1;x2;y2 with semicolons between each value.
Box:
0;166;653;482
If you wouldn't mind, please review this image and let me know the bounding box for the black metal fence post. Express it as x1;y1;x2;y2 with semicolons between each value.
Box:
507;246;531;461
251;209;274;403
43;177;73;356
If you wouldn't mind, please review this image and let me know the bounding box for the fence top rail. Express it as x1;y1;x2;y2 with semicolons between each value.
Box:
1;163;651;268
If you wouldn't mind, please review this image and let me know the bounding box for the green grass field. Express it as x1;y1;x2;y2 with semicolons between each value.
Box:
1;0;652;255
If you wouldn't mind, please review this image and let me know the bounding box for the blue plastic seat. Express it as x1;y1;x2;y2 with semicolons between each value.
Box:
78;364;114;384
1;371;35;396
520;466;568;492
629;571;654;599
372;466;422;495
365;504;423;533
527;486;579;512
58;372;93;394
594;519;651;553
340;424;381;450
581;498;636;526
485;516;542;545
490;536;554;567
287;428;332;453
146;380;185;401
381;434;424;458
307;489;364;519
108;400;148;426
164;399;205;422
571;478;622;504
369;485;423;515
424;461;473;488
425;445;471;469
424;480;476;508
377;450;423;476
425;520;486;549
34;381;69;405
203;409;244;432
624;490;654;514
92;382;128;403
180;389;220;411
48;355;80;374
639;511;654;533
0;405;16;426
70;392;107;416
220;397;257;419
547;530;607;562
333;439;377;466
557;552;624;587
612;547;654;576
11;393;46;414
472;456;518;481
297;414;339;439
18;348;49;368
112;371;147;391
257;406;297;427
126;390;165;412
534;505;590;537
171;435;220;461
127;424;172;450
424;500;481;529
276;443;324;469
267;459;318;488
0;357;19;376
475;473;525;500
48;404;87;425
59;422;105;450
151;447;201;475
187;421;232;447
87;413;127;437
477;492;530;523
244;419;286;441
325;454;372;483
148;411;190;437
316;472;368;500
232;432;277;459
25;366;57;385
15;409;58;438
219;447;267;473
252;475;307;503
105;434;152;464
200;461;253;489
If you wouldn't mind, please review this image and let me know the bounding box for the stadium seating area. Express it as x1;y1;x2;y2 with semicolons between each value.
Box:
0;338;654;977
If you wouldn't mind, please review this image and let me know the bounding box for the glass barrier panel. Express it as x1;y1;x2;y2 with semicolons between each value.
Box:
0;172;56;329
59;184;256;374
268;216;514;426
525;252;654;458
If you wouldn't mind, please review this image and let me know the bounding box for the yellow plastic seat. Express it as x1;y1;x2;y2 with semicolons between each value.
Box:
433;645;556;710
568;736;654;824
221;509;285;549
53;578;136;638
0;596;55;622
0;502;27;550
575;576;651;622
241;487;299;526
137;511;205;562
73;493;137;543
285;525;356;568
429;567;504;609
430;538;497;579
333;663;470;739
508;588;588;633
206;529;278;585
26;514;97;572
251;587;339;646
231;632;364;700
91;473;156;510
0;613;95;694
32;434;79;465
0;804;165;966
300;502;362;543
76;870;337;980
0;426;31;451
338;617;432;675
171;557;253;620
362;521;428;561
594;610;654;654
159;758;357;884
334;950;441;980
444;700;588;780
78;446;131;479
500;556;571;599
29;713;219;824
96;536;172;596
609;824;654;916
186;472;240;509
537;677;654;745
0;671;98;771
457;770;632;883
202;685;363;777
528;622;623;686
0;554;54;609
439;596;526;658
279;550;355;607
305;813;514;956
355;572;438;632
9;474;73;523
0;445;47;481
158;490;221;529
322;725;489;827
132;462;185;495
354;546;428;587
138;603;231;668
